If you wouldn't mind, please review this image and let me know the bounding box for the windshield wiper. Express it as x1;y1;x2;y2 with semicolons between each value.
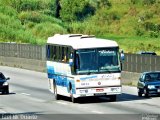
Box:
77;70;97;75
99;69;121;73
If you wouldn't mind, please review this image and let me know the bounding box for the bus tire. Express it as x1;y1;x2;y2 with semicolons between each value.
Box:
71;95;76;103
70;87;77;103
109;95;117;102
54;84;60;100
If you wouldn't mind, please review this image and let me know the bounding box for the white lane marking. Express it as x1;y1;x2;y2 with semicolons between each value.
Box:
28;97;45;102
20;93;45;102
91;110;104;114
56;101;68;105
21;93;31;96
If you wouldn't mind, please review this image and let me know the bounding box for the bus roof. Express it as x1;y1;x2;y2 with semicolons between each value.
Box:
47;34;118;49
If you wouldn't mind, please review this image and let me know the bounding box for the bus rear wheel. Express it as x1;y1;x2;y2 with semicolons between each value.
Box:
54;84;60;100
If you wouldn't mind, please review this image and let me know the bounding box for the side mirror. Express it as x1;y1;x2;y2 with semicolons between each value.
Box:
120;50;125;61
6;77;10;80
139;78;143;82
69;59;73;66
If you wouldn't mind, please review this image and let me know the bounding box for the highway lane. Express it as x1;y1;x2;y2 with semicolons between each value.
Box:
0;66;160;120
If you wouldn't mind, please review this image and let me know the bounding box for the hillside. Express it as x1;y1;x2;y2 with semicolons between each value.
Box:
0;0;160;54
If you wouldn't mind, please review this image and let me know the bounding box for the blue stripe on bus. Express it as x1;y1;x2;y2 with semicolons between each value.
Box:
54;75;76;94
47;65;76;94
47;66;55;74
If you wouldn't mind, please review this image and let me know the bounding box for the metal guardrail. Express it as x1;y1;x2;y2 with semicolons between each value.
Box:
0;43;160;73
0;43;46;60
123;53;160;73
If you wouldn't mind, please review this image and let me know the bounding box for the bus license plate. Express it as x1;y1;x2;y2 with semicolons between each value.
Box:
111;88;119;92
94;93;106;96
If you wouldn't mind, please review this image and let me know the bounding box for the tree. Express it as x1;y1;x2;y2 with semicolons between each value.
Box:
89;0;111;8
50;0;61;18
55;0;61;18
97;0;111;8
60;0;95;22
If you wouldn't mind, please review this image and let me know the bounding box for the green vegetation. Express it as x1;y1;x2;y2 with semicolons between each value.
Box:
0;0;160;54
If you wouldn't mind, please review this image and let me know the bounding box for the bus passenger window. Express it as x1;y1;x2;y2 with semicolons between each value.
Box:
66;47;71;62
53;46;56;61
55;46;60;61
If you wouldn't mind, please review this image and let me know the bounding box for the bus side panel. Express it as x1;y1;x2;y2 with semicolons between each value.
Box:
47;65;55;79
54;76;76;96
47;61;75;97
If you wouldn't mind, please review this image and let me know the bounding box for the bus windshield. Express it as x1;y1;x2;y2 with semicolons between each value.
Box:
75;48;120;74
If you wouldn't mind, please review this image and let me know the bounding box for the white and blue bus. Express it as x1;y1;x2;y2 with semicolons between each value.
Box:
46;34;124;103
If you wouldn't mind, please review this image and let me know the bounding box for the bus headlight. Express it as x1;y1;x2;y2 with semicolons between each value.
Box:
76;80;80;82
148;85;155;89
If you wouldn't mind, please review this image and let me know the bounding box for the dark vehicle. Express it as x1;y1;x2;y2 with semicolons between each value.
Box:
0;72;10;94
137;51;157;55
137;71;160;97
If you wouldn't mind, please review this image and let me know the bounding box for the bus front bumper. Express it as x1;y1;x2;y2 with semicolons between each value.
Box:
74;86;121;98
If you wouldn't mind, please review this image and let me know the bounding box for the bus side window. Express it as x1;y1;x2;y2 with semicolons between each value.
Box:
61;47;65;62
66;47;71;63
62;55;67;62
55;46;60;61
62;47;68;63
53;46;56;61
47;45;53;60
66;47;69;62
50;45;54;60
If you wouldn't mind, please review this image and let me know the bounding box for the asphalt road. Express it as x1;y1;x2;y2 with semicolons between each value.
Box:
0;66;160;120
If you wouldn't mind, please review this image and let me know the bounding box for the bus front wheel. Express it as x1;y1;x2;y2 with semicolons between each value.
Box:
109;95;117;102
71;95;76;103
70;88;77;103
